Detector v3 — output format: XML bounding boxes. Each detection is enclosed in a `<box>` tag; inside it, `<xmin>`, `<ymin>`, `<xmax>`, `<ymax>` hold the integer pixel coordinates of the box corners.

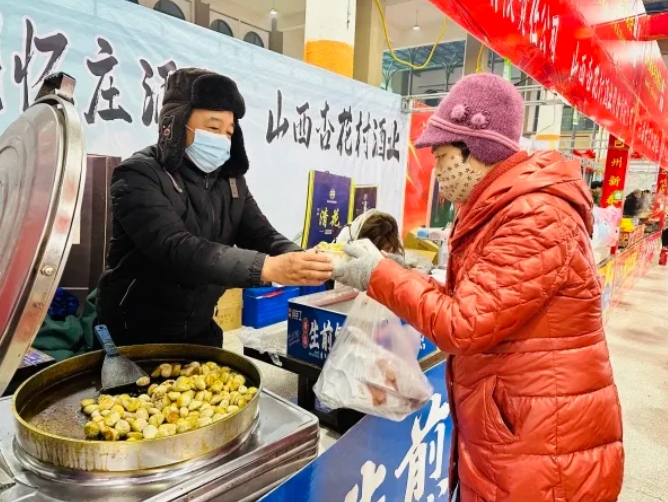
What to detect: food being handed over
<box><xmin>80</xmin><ymin>361</ymin><xmax>258</xmax><ymax>441</ymax></box>
<box><xmin>316</xmin><ymin>239</ymin><xmax>380</xmax><ymax>269</ymax></box>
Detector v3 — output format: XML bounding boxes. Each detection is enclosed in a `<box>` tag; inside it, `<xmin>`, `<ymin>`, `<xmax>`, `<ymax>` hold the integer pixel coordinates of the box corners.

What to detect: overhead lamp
<box><xmin>412</xmin><ymin>10</ymin><xmax>420</xmax><ymax>30</ymax></box>
<box><xmin>270</xmin><ymin>1</ymin><xmax>277</xmax><ymax>16</ymax></box>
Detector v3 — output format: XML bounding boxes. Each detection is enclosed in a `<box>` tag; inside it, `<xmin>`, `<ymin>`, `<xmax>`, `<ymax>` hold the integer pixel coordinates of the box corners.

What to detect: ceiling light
<box><xmin>413</xmin><ymin>10</ymin><xmax>420</xmax><ymax>30</ymax></box>
<box><xmin>270</xmin><ymin>7</ymin><xmax>278</xmax><ymax>15</ymax></box>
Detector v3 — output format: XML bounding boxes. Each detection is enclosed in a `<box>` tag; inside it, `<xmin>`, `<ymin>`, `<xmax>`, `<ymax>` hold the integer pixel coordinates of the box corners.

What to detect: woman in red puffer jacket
<box><xmin>333</xmin><ymin>74</ymin><xmax>624</xmax><ymax>502</ymax></box>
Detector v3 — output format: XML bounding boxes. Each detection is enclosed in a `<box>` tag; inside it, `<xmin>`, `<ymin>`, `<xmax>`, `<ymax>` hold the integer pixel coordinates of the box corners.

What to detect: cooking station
<box><xmin>0</xmin><ymin>390</ymin><xmax>318</xmax><ymax>502</ymax></box>
<box><xmin>0</xmin><ymin>74</ymin><xmax>320</xmax><ymax>501</ymax></box>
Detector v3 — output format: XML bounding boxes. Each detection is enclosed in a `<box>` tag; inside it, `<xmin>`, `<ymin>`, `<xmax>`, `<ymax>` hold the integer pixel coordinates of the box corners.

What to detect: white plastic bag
<box><xmin>313</xmin><ymin>293</ymin><xmax>433</xmax><ymax>421</ymax></box>
<box><xmin>237</xmin><ymin>323</ymin><xmax>286</xmax><ymax>366</ymax></box>
<box><xmin>592</xmin><ymin>206</ymin><xmax>621</xmax><ymax>249</ymax></box>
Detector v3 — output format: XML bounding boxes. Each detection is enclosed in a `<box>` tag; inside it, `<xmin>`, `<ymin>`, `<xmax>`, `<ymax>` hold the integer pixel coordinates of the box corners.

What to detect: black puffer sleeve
<box><xmin>111</xmin><ymin>162</ymin><xmax>267</xmax><ymax>288</ymax></box>
<box><xmin>235</xmin><ymin>186</ymin><xmax>303</xmax><ymax>256</ymax></box>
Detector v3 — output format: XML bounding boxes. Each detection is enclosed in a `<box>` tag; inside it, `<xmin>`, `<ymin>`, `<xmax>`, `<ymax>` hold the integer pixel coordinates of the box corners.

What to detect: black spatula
<box><xmin>94</xmin><ymin>325</ymin><xmax>149</xmax><ymax>394</ymax></box>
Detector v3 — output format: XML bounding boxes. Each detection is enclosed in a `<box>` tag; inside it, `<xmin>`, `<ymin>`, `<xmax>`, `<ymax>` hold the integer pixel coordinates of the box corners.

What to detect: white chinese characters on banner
<box><xmin>320</xmin><ymin>320</ymin><xmax>334</xmax><ymax>353</ymax></box>
<box><xmin>309</xmin><ymin>320</ymin><xmax>320</xmax><ymax>350</ymax></box>
<box><xmin>345</xmin><ymin>461</ymin><xmax>387</xmax><ymax>502</ymax></box>
<box><xmin>344</xmin><ymin>394</ymin><xmax>451</xmax><ymax>502</ymax></box>
<box><xmin>396</xmin><ymin>394</ymin><xmax>450</xmax><ymax>502</ymax></box>
<box><xmin>307</xmin><ymin>319</ymin><xmax>342</xmax><ymax>360</ymax></box>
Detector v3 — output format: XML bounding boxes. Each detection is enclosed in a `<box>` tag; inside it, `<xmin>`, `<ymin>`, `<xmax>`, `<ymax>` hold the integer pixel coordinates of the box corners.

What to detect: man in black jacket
<box><xmin>623</xmin><ymin>189</ymin><xmax>642</xmax><ymax>217</ymax></box>
<box><xmin>97</xmin><ymin>68</ymin><xmax>333</xmax><ymax>347</ymax></box>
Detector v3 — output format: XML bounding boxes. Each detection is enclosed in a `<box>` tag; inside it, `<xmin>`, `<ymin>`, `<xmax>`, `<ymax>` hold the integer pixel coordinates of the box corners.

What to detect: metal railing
<box><xmin>401</xmin><ymin>84</ymin><xmax>562</xmax><ymax>113</ymax></box>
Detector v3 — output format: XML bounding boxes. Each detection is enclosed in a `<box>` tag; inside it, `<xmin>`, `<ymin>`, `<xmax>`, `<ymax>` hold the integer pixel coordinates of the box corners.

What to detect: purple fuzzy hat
<box><xmin>414</xmin><ymin>73</ymin><xmax>524</xmax><ymax>165</ymax></box>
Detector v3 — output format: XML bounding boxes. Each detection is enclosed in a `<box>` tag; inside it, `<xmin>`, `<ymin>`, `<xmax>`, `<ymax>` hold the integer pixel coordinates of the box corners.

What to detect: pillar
<box><xmin>269</xmin><ymin>17</ymin><xmax>284</xmax><ymax>54</ymax></box>
<box><xmin>304</xmin><ymin>0</ymin><xmax>356</xmax><ymax>77</ymax></box>
<box><xmin>353</xmin><ymin>0</ymin><xmax>385</xmax><ymax>87</ymax></box>
<box><xmin>462</xmin><ymin>34</ymin><xmax>488</xmax><ymax>75</ymax></box>
<box><xmin>193</xmin><ymin>0</ymin><xmax>209</xmax><ymax>29</ymax></box>
<box><xmin>534</xmin><ymin>93</ymin><xmax>564</xmax><ymax>150</ymax></box>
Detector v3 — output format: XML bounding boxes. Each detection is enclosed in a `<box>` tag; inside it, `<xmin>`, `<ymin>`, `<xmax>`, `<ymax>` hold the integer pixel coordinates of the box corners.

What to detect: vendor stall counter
<box><xmin>260</xmin><ymin>362</ymin><xmax>453</xmax><ymax>502</ymax></box>
<box><xmin>598</xmin><ymin>231</ymin><xmax>662</xmax><ymax>321</ymax></box>
<box><xmin>240</xmin><ymin>319</ymin><xmax>445</xmax><ymax>434</ymax></box>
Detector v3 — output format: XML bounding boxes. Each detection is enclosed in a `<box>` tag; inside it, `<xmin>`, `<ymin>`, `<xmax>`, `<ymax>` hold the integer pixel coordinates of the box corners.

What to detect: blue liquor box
<box><xmin>287</xmin><ymin>287</ymin><xmax>438</xmax><ymax>368</ymax></box>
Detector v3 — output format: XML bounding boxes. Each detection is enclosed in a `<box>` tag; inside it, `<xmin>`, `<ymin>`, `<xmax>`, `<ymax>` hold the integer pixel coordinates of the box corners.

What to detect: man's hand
<box><xmin>261</xmin><ymin>250</ymin><xmax>334</xmax><ymax>286</ymax></box>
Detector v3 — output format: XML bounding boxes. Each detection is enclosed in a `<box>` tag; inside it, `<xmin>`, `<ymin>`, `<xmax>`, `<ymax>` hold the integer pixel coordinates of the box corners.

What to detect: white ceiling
<box><xmin>204</xmin><ymin>0</ymin><xmax>462</xmax><ymax>50</ymax></box>
<box><xmin>206</xmin><ymin>0</ymin><xmax>447</xmax><ymax>30</ymax></box>
<box><xmin>207</xmin><ymin>0</ymin><xmax>305</xmax><ymax>20</ymax></box>
<box><xmin>385</xmin><ymin>0</ymin><xmax>446</xmax><ymax>31</ymax></box>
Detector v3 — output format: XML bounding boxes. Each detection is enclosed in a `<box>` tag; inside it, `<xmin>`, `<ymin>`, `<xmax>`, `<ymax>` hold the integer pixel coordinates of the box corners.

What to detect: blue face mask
<box><xmin>185</xmin><ymin>127</ymin><xmax>231</xmax><ymax>174</ymax></box>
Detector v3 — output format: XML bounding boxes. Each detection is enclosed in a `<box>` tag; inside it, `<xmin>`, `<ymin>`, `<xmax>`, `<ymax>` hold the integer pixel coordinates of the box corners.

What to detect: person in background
<box><xmin>623</xmin><ymin>189</ymin><xmax>642</xmax><ymax>217</ymax></box>
<box><xmin>334</xmin><ymin>209</ymin><xmax>404</xmax><ymax>255</ymax></box>
<box><xmin>640</xmin><ymin>189</ymin><xmax>653</xmax><ymax>213</ymax></box>
<box><xmin>97</xmin><ymin>68</ymin><xmax>332</xmax><ymax>348</ymax></box>
<box><xmin>332</xmin><ymin>73</ymin><xmax>623</xmax><ymax>502</ymax></box>
<box><xmin>590</xmin><ymin>180</ymin><xmax>603</xmax><ymax>206</ymax></box>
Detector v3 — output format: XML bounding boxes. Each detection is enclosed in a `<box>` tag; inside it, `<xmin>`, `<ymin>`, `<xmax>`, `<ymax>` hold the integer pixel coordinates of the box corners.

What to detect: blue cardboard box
<box><xmin>287</xmin><ymin>288</ymin><xmax>438</xmax><ymax>368</ymax></box>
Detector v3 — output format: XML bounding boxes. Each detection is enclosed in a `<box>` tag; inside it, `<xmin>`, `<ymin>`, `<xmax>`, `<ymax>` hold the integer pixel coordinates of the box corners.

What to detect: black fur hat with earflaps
<box><xmin>157</xmin><ymin>68</ymin><xmax>249</xmax><ymax>177</ymax></box>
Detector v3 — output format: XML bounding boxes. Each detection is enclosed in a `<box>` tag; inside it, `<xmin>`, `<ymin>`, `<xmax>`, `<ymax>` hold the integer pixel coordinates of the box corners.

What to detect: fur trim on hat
<box><xmin>157</xmin><ymin>68</ymin><xmax>248</xmax><ymax>177</ymax></box>
<box><xmin>191</xmin><ymin>73</ymin><xmax>245</xmax><ymax>118</ymax></box>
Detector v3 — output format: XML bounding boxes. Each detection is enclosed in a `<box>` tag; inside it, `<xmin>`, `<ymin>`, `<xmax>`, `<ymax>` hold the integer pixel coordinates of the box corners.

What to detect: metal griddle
<box><xmin>0</xmin><ymin>75</ymin><xmax>321</xmax><ymax>500</ymax></box>
<box><xmin>12</xmin><ymin>345</ymin><xmax>264</xmax><ymax>473</ymax></box>
<box><xmin>0</xmin><ymin>390</ymin><xmax>319</xmax><ymax>502</ymax></box>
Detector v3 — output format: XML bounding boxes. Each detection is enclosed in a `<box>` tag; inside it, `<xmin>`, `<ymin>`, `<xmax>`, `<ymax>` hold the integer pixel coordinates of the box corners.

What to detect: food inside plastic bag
<box><xmin>313</xmin><ymin>294</ymin><xmax>433</xmax><ymax>421</ymax></box>
<box><xmin>592</xmin><ymin>206</ymin><xmax>622</xmax><ymax>249</ymax></box>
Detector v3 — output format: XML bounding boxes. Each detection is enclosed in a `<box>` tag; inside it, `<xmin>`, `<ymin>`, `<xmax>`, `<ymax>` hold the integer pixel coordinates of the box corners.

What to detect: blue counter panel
<box><xmin>261</xmin><ymin>362</ymin><xmax>452</xmax><ymax>502</ymax></box>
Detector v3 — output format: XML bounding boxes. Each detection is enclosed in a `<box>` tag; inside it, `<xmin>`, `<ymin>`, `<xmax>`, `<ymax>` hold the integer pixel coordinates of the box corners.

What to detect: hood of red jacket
<box><xmin>453</xmin><ymin>151</ymin><xmax>594</xmax><ymax>248</ymax></box>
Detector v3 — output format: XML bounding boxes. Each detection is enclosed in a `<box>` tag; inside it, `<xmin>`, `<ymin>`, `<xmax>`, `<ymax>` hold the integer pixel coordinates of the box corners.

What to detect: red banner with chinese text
<box><xmin>601</xmin><ymin>135</ymin><xmax>631</xmax><ymax>209</ymax></box>
<box><xmin>656</xmin><ymin>169</ymin><xmax>668</xmax><ymax>199</ymax></box>
<box><xmin>402</xmin><ymin>106</ymin><xmax>434</xmax><ymax>239</ymax></box>
<box><xmin>653</xmin><ymin>168</ymin><xmax>668</xmax><ymax>227</ymax></box>
<box><xmin>428</xmin><ymin>0</ymin><xmax>668</xmax><ymax>164</ymax></box>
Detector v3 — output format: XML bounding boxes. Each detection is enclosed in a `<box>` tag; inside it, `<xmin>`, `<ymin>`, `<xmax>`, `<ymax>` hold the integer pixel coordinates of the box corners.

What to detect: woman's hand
<box><xmin>382</xmin><ymin>251</ymin><xmax>434</xmax><ymax>274</ymax></box>
<box><xmin>332</xmin><ymin>242</ymin><xmax>383</xmax><ymax>291</ymax></box>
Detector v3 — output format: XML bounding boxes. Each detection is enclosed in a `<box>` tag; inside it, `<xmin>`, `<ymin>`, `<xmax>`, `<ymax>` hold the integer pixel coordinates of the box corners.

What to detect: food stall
<box><xmin>0</xmin><ymin>75</ymin><xmax>319</xmax><ymax>502</ymax></box>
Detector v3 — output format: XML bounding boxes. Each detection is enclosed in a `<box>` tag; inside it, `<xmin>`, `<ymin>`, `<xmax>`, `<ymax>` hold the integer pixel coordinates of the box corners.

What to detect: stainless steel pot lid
<box><xmin>0</xmin><ymin>74</ymin><xmax>85</xmax><ymax>395</ymax></box>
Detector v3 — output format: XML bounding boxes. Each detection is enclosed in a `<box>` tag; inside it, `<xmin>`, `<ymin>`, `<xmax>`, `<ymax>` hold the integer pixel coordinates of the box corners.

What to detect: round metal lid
<box><xmin>0</xmin><ymin>93</ymin><xmax>85</xmax><ymax>395</ymax></box>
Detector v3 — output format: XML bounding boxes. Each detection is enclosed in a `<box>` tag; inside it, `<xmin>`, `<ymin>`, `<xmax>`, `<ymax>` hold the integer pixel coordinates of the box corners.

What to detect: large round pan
<box><xmin>11</xmin><ymin>344</ymin><xmax>262</xmax><ymax>473</ymax></box>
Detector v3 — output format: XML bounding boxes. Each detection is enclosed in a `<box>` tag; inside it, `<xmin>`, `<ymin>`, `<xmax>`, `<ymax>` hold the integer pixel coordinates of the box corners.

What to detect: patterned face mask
<box><xmin>434</xmin><ymin>149</ymin><xmax>486</xmax><ymax>202</ymax></box>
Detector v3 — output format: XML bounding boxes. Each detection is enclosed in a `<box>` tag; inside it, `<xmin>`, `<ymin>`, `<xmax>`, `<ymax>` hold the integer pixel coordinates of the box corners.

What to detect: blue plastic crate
<box><xmin>242</xmin><ymin>286</ymin><xmax>300</xmax><ymax>329</ymax></box>
<box><xmin>299</xmin><ymin>285</ymin><xmax>327</xmax><ymax>297</ymax></box>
